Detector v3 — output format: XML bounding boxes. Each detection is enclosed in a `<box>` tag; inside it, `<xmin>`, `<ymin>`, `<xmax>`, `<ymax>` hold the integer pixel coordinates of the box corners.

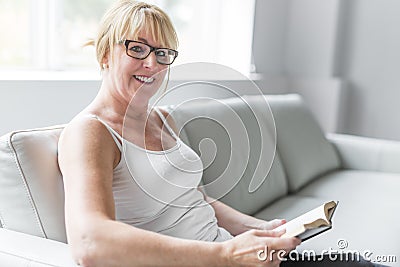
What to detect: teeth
<box><xmin>134</xmin><ymin>75</ymin><xmax>154</xmax><ymax>83</ymax></box>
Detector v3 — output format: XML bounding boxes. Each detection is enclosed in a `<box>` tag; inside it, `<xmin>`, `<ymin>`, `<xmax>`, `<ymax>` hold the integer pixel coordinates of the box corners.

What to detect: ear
<box><xmin>101</xmin><ymin>52</ymin><xmax>110</xmax><ymax>70</ymax></box>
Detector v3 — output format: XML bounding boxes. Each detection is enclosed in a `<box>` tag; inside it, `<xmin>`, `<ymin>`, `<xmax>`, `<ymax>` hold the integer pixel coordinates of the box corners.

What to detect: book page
<box><xmin>274</xmin><ymin>201</ymin><xmax>336</xmax><ymax>238</ymax></box>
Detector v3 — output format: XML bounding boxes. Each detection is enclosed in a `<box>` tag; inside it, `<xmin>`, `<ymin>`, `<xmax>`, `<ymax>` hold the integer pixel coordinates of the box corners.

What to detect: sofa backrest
<box><xmin>0</xmin><ymin>125</ymin><xmax>67</xmax><ymax>242</ymax></box>
<box><xmin>169</xmin><ymin>96</ymin><xmax>289</xmax><ymax>215</ymax></box>
<box><xmin>170</xmin><ymin>94</ymin><xmax>341</xmax><ymax>207</ymax></box>
<box><xmin>264</xmin><ymin>94</ymin><xmax>340</xmax><ymax>192</ymax></box>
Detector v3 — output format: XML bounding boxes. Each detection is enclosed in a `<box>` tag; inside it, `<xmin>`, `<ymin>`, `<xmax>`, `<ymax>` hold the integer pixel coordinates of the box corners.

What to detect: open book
<box><xmin>275</xmin><ymin>201</ymin><xmax>338</xmax><ymax>242</ymax></box>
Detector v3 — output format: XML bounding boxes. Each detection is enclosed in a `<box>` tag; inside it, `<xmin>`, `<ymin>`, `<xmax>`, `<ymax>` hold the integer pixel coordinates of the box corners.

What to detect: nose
<box><xmin>143</xmin><ymin>51</ymin><xmax>157</xmax><ymax>69</ymax></box>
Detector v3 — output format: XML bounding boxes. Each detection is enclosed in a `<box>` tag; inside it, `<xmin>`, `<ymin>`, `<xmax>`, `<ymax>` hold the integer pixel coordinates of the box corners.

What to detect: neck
<box><xmin>90</xmin><ymin>80</ymin><xmax>151</xmax><ymax>122</ymax></box>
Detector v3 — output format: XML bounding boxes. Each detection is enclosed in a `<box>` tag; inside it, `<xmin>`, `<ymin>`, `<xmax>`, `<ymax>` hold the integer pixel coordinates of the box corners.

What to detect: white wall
<box><xmin>252</xmin><ymin>0</ymin><xmax>343</xmax><ymax>134</ymax></box>
<box><xmin>253</xmin><ymin>0</ymin><xmax>341</xmax><ymax>77</ymax></box>
<box><xmin>0</xmin><ymin>75</ymin><xmax>340</xmax><ymax>136</ymax></box>
<box><xmin>335</xmin><ymin>0</ymin><xmax>400</xmax><ymax>141</ymax></box>
<box><xmin>253</xmin><ymin>0</ymin><xmax>400</xmax><ymax>141</ymax></box>
<box><xmin>0</xmin><ymin>80</ymin><xmax>99</xmax><ymax>135</ymax></box>
<box><xmin>284</xmin><ymin>0</ymin><xmax>341</xmax><ymax>77</ymax></box>
<box><xmin>252</xmin><ymin>0</ymin><xmax>289</xmax><ymax>75</ymax></box>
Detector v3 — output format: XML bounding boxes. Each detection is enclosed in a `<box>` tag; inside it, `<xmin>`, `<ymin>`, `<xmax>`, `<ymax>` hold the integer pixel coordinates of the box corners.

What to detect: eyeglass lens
<box><xmin>126</xmin><ymin>41</ymin><xmax>177</xmax><ymax>65</ymax></box>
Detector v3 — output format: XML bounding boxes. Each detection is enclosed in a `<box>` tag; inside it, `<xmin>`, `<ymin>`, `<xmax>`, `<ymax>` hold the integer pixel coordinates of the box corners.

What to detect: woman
<box><xmin>58</xmin><ymin>1</ymin><xmax>299</xmax><ymax>266</ymax></box>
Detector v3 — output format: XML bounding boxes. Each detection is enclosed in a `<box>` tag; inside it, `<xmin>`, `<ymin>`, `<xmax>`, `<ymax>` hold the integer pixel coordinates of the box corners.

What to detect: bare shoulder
<box><xmin>58</xmin><ymin>115</ymin><xmax>119</xmax><ymax>171</ymax></box>
<box><xmin>59</xmin><ymin>115</ymin><xmax>112</xmax><ymax>151</ymax></box>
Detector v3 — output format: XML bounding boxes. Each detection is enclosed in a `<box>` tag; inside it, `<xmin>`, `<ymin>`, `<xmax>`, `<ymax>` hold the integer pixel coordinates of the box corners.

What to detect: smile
<box><xmin>134</xmin><ymin>75</ymin><xmax>155</xmax><ymax>84</ymax></box>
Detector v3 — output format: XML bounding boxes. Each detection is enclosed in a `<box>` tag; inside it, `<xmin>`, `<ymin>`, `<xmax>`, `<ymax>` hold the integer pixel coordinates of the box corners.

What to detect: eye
<box><xmin>155</xmin><ymin>50</ymin><xmax>167</xmax><ymax>57</ymax></box>
<box><xmin>129</xmin><ymin>45</ymin><xmax>143</xmax><ymax>53</ymax></box>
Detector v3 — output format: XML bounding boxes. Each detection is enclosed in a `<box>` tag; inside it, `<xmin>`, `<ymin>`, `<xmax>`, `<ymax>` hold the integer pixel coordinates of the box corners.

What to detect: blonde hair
<box><xmin>87</xmin><ymin>0</ymin><xmax>178</xmax><ymax>69</ymax></box>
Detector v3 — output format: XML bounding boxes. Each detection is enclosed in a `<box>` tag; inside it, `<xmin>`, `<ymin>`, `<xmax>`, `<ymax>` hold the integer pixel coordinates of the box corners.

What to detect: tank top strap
<box><xmin>153</xmin><ymin>107</ymin><xmax>180</xmax><ymax>140</ymax></box>
<box><xmin>91</xmin><ymin>115</ymin><xmax>123</xmax><ymax>151</ymax></box>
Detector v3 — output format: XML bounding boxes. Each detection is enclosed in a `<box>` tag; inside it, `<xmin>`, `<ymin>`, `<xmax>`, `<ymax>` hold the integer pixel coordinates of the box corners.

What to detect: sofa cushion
<box><xmin>170</xmin><ymin>96</ymin><xmax>288</xmax><ymax>215</ymax></box>
<box><xmin>297</xmin><ymin>170</ymin><xmax>400</xmax><ymax>260</ymax></box>
<box><xmin>264</xmin><ymin>94</ymin><xmax>341</xmax><ymax>192</ymax></box>
<box><xmin>255</xmin><ymin>168</ymin><xmax>400</xmax><ymax>260</ymax></box>
<box><xmin>0</xmin><ymin>126</ymin><xmax>67</xmax><ymax>242</ymax></box>
<box><xmin>0</xmin><ymin>228</ymin><xmax>75</xmax><ymax>267</ymax></box>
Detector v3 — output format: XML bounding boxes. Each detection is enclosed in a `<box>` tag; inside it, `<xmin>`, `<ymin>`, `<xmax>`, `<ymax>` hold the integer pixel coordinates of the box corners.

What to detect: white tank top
<box><xmin>94</xmin><ymin>109</ymin><xmax>232</xmax><ymax>242</ymax></box>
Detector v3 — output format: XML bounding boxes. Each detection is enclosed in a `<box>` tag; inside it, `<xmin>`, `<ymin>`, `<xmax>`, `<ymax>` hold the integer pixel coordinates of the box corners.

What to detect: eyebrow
<box><xmin>137</xmin><ymin>37</ymin><xmax>165</xmax><ymax>48</ymax></box>
<box><xmin>136</xmin><ymin>37</ymin><xmax>166</xmax><ymax>49</ymax></box>
<box><xmin>137</xmin><ymin>37</ymin><xmax>148</xmax><ymax>43</ymax></box>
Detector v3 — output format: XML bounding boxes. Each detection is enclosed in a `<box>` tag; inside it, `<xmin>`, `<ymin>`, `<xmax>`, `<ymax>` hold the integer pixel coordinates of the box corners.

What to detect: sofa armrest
<box><xmin>0</xmin><ymin>228</ymin><xmax>77</xmax><ymax>267</ymax></box>
<box><xmin>327</xmin><ymin>133</ymin><xmax>400</xmax><ymax>173</ymax></box>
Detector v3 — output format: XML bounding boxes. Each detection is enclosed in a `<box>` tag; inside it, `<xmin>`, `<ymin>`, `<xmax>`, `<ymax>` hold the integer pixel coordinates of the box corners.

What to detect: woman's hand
<box><xmin>221</xmin><ymin>229</ymin><xmax>301</xmax><ymax>267</ymax></box>
<box><xmin>257</xmin><ymin>219</ymin><xmax>287</xmax><ymax>231</ymax></box>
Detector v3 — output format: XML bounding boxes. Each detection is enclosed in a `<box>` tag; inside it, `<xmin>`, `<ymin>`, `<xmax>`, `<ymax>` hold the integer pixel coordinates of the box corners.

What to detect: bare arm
<box><xmin>204</xmin><ymin>194</ymin><xmax>286</xmax><ymax>236</ymax></box>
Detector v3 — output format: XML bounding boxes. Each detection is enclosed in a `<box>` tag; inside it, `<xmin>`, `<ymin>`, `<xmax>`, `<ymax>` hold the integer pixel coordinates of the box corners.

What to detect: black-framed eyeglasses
<box><xmin>119</xmin><ymin>39</ymin><xmax>178</xmax><ymax>65</ymax></box>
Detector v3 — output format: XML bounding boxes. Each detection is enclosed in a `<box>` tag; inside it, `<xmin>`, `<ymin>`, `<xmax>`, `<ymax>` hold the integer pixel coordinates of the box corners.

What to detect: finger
<box><xmin>254</xmin><ymin>228</ymin><xmax>285</xmax><ymax>237</ymax></box>
<box><xmin>276</xmin><ymin>237</ymin><xmax>302</xmax><ymax>253</ymax></box>
<box><xmin>268</xmin><ymin>219</ymin><xmax>286</xmax><ymax>229</ymax></box>
<box><xmin>294</xmin><ymin>237</ymin><xmax>301</xmax><ymax>246</ymax></box>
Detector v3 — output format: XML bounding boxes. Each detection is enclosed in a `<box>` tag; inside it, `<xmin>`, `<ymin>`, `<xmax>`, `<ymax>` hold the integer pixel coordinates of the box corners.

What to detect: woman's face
<box><xmin>105</xmin><ymin>31</ymin><xmax>169</xmax><ymax>103</ymax></box>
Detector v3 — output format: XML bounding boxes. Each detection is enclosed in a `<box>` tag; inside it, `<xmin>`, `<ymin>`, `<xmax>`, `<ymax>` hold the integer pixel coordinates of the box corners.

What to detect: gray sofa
<box><xmin>1</xmin><ymin>94</ymin><xmax>399</xmax><ymax>266</ymax></box>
